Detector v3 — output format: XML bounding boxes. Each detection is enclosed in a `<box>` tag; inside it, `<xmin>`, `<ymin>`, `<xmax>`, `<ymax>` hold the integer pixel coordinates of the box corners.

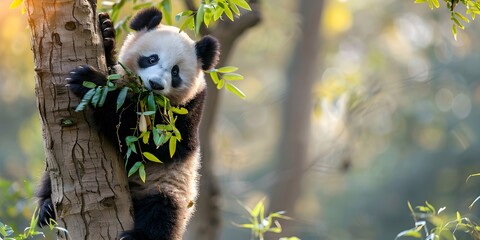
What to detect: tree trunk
<box><xmin>268</xmin><ymin>0</ymin><xmax>325</xmax><ymax>237</ymax></box>
<box><xmin>184</xmin><ymin>1</ymin><xmax>261</xmax><ymax>239</ymax></box>
<box><xmin>25</xmin><ymin>0</ymin><xmax>133</xmax><ymax>239</ymax></box>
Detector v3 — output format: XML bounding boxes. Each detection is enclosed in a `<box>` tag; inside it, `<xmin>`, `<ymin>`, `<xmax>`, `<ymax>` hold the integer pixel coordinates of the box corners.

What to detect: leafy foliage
<box><xmin>75</xmin><ymin>63</ymin><xmax>188</xmax><ymax>182</ymax></box>
<box><xmin>234</xmin><ymin>199</ymin><xmax>300</xmax><ymax>240</ymax></box>
<box><xmin>414</xmin><ymin>0</ymin><xmax>480</xmax><ymax>39</ymax></box>
<box><xmin>0</xmin><ymin>208</ymin><xmax>68</xmax><ymax>240</ymax></box>
<box><xmin>207</xmin><ymin>66</ymin><xmax>246</xmax><ymax>99</ymax></box>
<box><xmin>396</xmin><ymin>173</ymin><xmax>480</xmax><ymax>239</ymax></box>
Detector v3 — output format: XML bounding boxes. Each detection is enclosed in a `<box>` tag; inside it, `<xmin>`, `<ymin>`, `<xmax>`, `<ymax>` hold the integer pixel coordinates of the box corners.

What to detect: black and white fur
<box><xmin>36</xmin><ymin>8</ymin><xmax>220</xmax><ymax>240</ymax></box>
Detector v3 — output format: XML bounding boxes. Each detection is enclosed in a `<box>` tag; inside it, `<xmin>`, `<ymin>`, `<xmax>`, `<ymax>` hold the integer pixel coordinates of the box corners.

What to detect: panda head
<box><xmin>118</xmin><ymin>7</ymin><xmax>220</xmax><ymax>105</ymax></box>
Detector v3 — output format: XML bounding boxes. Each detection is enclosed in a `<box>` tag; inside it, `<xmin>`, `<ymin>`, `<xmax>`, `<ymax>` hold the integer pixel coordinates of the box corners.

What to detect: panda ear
<box><xmin>129</xmin><ymin>7</ymin><xmax>163</xmax><ymax>31</ymax></box>
<box><xmin>195</xmin><ymin>35</ymin><xmax>220</xmax><ymax>71</ymax></box>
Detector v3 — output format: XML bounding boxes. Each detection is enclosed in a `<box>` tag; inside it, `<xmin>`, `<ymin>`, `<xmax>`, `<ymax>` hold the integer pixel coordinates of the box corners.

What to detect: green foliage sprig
<box><xmin>175</xmin><ymin>0</ymin><xmax>251</xmax><ymax>34</ymax></box>
<box><xmin>207</xmin><ymin>66</ymin><xmax>246</xmax><ymax>99</ymax></box>
<box><xmin>234</xmin><ymin>199</ymin><xmax>300</xmax><ymax>240</ymax></box>
<box><xmin>0</xmin><ymin>208</ymin><xmax>68</xmax><ymax>240</ymax></box>
<box><xmin>396</xmin><ymin>173</ymin><xmax>480</xmax><ymax>239</ymax></box>
<box><xmin>414</xmin><ymin>0</ymin><xmax>480</xmax><ymax>39</ymax></box>
<box><xmin>75</xmin><ymin>63</ymin><xmax>188</xmax><ymax>183</ymax></box>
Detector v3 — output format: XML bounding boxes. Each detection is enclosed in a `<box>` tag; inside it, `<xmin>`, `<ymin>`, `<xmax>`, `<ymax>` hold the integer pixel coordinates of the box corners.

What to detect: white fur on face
<box><xmin>119</xmin><ymin>25</ymin><xmax>206</xmax><ymax>105</ymax></box>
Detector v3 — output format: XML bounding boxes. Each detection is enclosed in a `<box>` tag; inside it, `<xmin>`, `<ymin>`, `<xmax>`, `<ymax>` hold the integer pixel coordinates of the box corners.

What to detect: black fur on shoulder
<box><xmin>129</xmin><ymin>7</ymin><xmax>163</xmax><ymax>31</ymax></box>
<box><xmin>195</xmin><ymin>35</ymin><xmax>220</xmax><ymax>70</ymax></box>
<box><xmin>120</xmin><ymin>194</ymin><xmax>178</xmax><ymax>240</ymax></box>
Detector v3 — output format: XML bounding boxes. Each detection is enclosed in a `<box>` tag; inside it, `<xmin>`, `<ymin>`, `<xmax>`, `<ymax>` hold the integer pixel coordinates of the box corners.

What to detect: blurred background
<box><xmin>1</xmin><ymin>0</ymin><xmax>480</xmax><ymax>239</ymax></box>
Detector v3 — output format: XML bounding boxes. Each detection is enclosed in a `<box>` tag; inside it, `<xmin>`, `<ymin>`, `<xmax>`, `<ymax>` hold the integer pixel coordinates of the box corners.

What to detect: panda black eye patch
<box><xmin>171</xmin><ymin>65</ymin><xmax>182</xmax><ymax>88</ymax></box>
<box><xmin>138</xmin><ymin>54</ymin><xmax>159</xmax><ymax>68</ymax></box>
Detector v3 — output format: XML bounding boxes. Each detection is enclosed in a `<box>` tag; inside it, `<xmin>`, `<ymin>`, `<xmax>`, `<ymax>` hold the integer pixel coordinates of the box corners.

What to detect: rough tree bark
<box><xmin>183</xmin><ymin>1</ymin><xmax>261</xmax><ymax>239</ymax></box>
<box><xmin>268</xmin><ymin>0</ymin><xmax>325</xmax><ymax>238</ymax></box>
<box><xmin>25</xmin><ymin>0</ymin><xmax>133</xmax><ymax>239</ymax></box>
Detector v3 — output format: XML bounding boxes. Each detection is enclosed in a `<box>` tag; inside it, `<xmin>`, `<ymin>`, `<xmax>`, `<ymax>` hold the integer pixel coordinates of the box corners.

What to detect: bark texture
<box><xmin>268</xmin><ymin>0</ymin><xmax>325</xmax><ymax>238</ymax></box>
<box><xmin>25</xmin><ymin>0</ymin><xmax>133</xmax><ymax>239</ymax></box>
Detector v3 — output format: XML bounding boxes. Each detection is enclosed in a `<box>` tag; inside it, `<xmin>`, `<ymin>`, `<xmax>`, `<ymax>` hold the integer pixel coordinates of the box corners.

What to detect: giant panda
<box><xmin>36</xmin><ymin>7</ymin><xmax>220</xmax><ymax>240</ymax></box>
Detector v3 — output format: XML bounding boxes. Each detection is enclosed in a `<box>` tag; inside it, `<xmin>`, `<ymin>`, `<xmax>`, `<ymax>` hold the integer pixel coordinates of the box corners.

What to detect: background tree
<box><xmin>24</xmin><ymin>0</ymin><xmax>133</xmax><ymax>239</ymax></box>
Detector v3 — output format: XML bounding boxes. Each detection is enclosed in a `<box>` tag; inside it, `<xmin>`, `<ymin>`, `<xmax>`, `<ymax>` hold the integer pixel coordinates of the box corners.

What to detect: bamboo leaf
<box><xmin>143</xmin><ymin>152</ymin><xmax>163</xmax><ymax>163</ymax></box>
<box><xmin>217</xmin><ymin>66</ymin><xmax>239</xmax><ymax>73</ymax></box>
<box><xmin>116</xmin><ymin>87</ymin><xmax>129</xmax><ymax>112</ymax></box>
<box><xmin>139</xmin><ymin>163</ymin><xmax>146</xmax><ymax>182</ymax></box>
<box><xmin>75</xmin><ymin>88</ymin><xmax>96</xmax><ymax>112</ymax></box>
<box><xmin>82</xmin><ymin>81</ymin><xmax>97</xmax><ymax>89</ymax></box>
<box><xmin>195</xmin><ymin>4</ymin><xmax>205</xmax><ymax>34</ymax></box>
<box><xmin>222</xmin><ymin>73</ymin><xmax>244</xmax><ymax>81</ymax></box>
<box><xmin>210</xmin><ymin>71</ymin><xmax>220</xmax><ymax>84</ymax></box>
<box><xmin>98</xmin><ymin>85</ymin><xmax>109</xmax><ymax>107</ymax></box>
<box><xmin>231</xmin><ymin>0</ymin><xmax>251</xmax><ymax>10</ymax></box>
<box><xmin>128</xmin><ymin>162</ymin><xmax>142</xmax><ymax>177</ymax></box>
<box><xmin>169</xmin><ymin>136</ymin><xmax>177</xmax><ymax>158</ymax></box>
<box><xmin>226</xmin><ymin>83</ymin><xmax>246</xmax><ymax>99</ymax></box>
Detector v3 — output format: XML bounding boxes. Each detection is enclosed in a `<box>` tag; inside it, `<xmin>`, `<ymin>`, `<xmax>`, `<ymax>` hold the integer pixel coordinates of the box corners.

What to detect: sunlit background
<box><xmin>1</xmin><ymin>0</ymin><xmax>480</xmax><ymax>239</ymax></box>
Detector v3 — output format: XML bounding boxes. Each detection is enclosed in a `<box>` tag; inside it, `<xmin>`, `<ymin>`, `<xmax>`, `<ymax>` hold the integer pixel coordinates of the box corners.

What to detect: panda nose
<box><xmin>149</xmin><ymin>80</ymin><xmax>164</xmax><ymax>90</ymax></box>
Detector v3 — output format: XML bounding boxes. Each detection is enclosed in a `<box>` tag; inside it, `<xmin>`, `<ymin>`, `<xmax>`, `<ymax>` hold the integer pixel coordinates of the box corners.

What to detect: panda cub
<box><xmin>36</xmin><ymin>7</ymin><xmax>220</xmax><ymax>240</ymax></box>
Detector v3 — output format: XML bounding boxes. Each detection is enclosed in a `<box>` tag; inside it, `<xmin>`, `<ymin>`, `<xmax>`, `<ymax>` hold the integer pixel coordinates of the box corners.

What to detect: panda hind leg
<box><xmin>36</xmin><ymin>172</ymin><xmax>56</xmax><ymax>228</ymax></box>
<box><xmin>98</xmin><ymin>12</ymin><xmax>117</xmax><ymax>68</ymax></box>
<box><xmin>120</xmin><ymin>194</ymin><xmax>179</xmax><ymax>240</ymax></box>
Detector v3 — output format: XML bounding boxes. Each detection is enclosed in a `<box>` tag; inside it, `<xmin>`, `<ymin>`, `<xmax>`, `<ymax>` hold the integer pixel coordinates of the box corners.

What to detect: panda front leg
<box><xmin>120</xmin><ymin>194</ymin><xmax>181</xmax><ymax>240</ymax></box>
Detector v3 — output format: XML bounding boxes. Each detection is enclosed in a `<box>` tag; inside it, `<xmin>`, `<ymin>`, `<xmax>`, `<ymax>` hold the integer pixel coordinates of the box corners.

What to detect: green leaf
<box><xmin>455</xmin><ymin>12</ymin><xmax>470</xmax><ymax>23</ymax></box>
<box><xmin>116</xmin><ymin>87</ymin><xmax>129</xmax><ymax>112</ymax></box>
<box><xmin>175</xmin><ymin>10</ymin><xmax>193</xmax><ymax>22</ymax></box>
<box><xmin>139</xmin><ymin>163</ymin><xmax>146</xmax><ymax>182</ymax></box>
<box><xmin>75</xmin><ymin>88</ymin><xmax>96</xmax><ymax>112</ymax></box>
<box><xmin>153</xmin><ymin>128</ymin><xmax>161</xmax><ymax>146</ymax></box>
<box><xmin>107</xmin><ymin>74</ymin><xmax>122</xmax><ymax>80</ymax></box>
<box><xmin>227</xmin><ymin>0</ymin><xmax>241</xmax><ymax>15</ymax></box>
<box><xmin>148</xmin><ymin>92</ymin><xmax>156</xmax><ymax>112</ymax></box>
<box><xmin>217</xmin><ymin>66</ymin><xmax>239</xmax><ymax>73</ymax></box>
<box><xmin>204</xmin><ymin>7</ymin><xmax>213</xmax><ymax>27</ymax></box>
<box><xmin>222</xmin><ymin>73</ymin><xmax>244</xmax><ymax>81</ymax></box>
<box><xmin>180</xmin><ymin>16</ymin><xmax>195</xmax><ymax>32</ymax></box>
<box><xmin>226</xmin><ymin>83</ymin><xmax>246</xmax><ymax>99</ymax></box>
<box><xmin>210</xmin><ymin>71</ymin><xmax>220</xmax><ymax>84</ymax></box>
<box><xmin>141</xmin><ymin>111</ymin><xmax>157</xmax><ymax>116</ymax></box>
<box><xmin>141</xmin><ymin>131</ymin><xmax>150</xmax><ymax>144</ymax></box>
<box><xmin>217</xmin><ymin>79</ymin><xmax>225</xmax><ymax>89</ymax></box>
<box><xmin>98</xmin><ymin>85</ymin><xmax>109</xmax><ymax>107</ymax></box>
<box><xmin>231</xmin><ymin>0</ymin><xmax>251</xmax><ymax>10</ymax></box>
<box><xmin>143</xmin><ymin>152</ymin><xmax>163</xmax><ymax>163</ymax></box>
<box><xmin>125</xmin><ymin>136</ymin><xmax>138</xmax><ymax>145</ymax></box>
<box><xmin>82</xmin><ymin>81</ymin><xmax>97</xmax><ymax>89</ymax></box>
<box><xmin>128</xmin><ymin>162</ymin><xmax>142</xmax><ymax>177</ymax></box>
<box><xmin>195</xmin><ymin>4</ymin><xmax>205</xmax><ymax>34</ymax></box>
<box><xmin>9</xmin><ymin>0</ymin><xmax>22</xmax><ymax>9</ymax></box>
<box><xmin>91</xmin><ymin>86</ymin><xmax>103</xmax><ymax>108</ymax></box>
<box><xmin>224</xmin><ymin>5</ymin><xmax>234</xmax><ymax>21</ymax></box>
<box><xmin>171</xmin><ymin>107</ymin><xmax>188</xmax><ymax>115</ymax></box>
<box><xmin>133</xmin><ymin>2</ymin><xmax>153</xmax><ymax>10</ymax></box>
<box><xmin>250</xmin><ymin>199</ymin><xmax>264</xmax><ymax>217</ymax></box>
<box><xmin>169</xmin><ymin>136</ymin><xmax>177</xmax><ymax>158</ymax></box>
<box><xmin>214</xmin><ymin>7</ymin><xmax>224</xmax><ymax>21</ymax></box>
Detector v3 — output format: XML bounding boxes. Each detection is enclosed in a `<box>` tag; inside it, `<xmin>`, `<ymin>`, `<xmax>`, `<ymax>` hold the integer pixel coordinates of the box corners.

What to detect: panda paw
<box><xmin>99</xmin><ymin>12</ymin><xmax>116</xmax><ymax>68</ymax></box>
<box><xmin>66</xmin><ymin>65</ymin><xmax>107</xmax><ymax>98</ymax></box>
<box><xmin>37</xmin><ymin>197</ymin><xmax>55</xmax><ymax>228</ymax></box>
